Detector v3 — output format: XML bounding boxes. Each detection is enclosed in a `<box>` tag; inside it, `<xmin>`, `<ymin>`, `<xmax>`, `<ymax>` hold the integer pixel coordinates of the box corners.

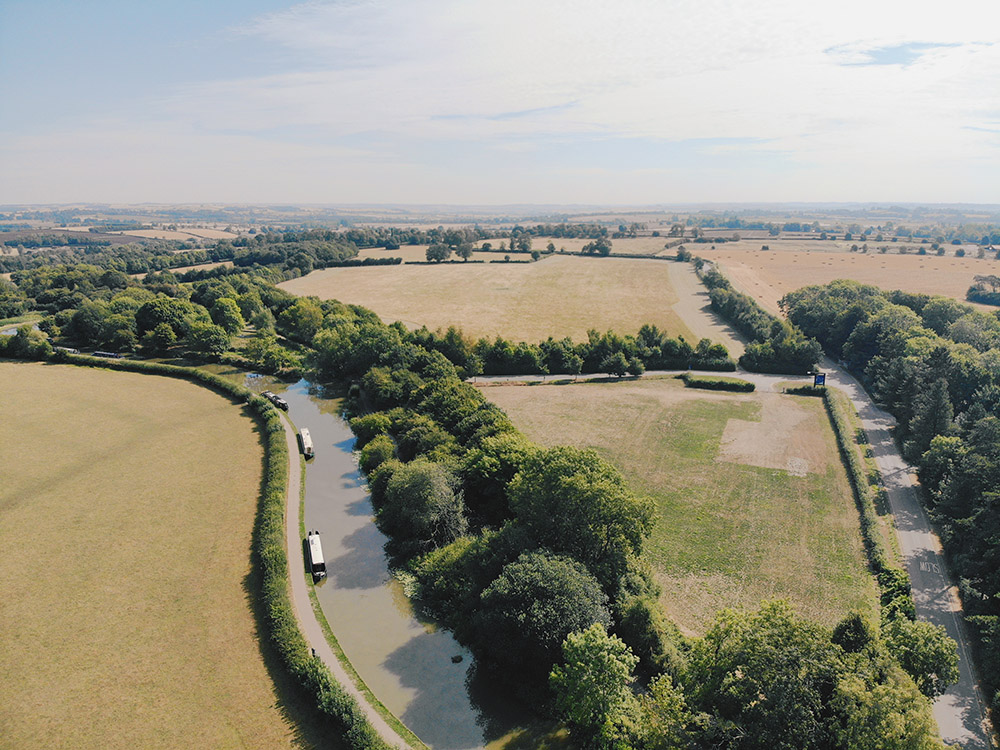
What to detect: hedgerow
<box><xmin>678</xmin><ymin>373</ymin><xmax>755</xmax><ymax>392</ymax></box>
<box><xmin>37</xmin><ymin>352</ymin><xmax>392</xmax><ymax>750</ymax></box>
<box><xmin>823</xmin><ymin>388</ymin><xmax>915</xmax><ymax>623</ymax></box>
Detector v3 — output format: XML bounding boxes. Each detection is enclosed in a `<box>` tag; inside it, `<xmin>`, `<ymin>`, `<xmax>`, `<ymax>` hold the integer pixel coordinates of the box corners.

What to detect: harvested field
<box><xmin>501</xmin><ymin>236</ymin><xmax>678</xmax><ymax>256</ymax></box>
<box><xmin>483</xmin><ymin>378</ymin><xmax>879</xmax><ymax>634</ymax></box>
<box><xmin>0</xmin><ymin>362</ymin><xmax>328</xmax><ymax>750</ymax></box>
<box><xmin>115</xmin><ymin>228</ymin><xmax>239</xmax><ymax>241</ymax></box>
<box><xmin>355</xmin><ymin>245</ymin><xmax>496</xmax><ymax>263</ymax></box>
<box><xmin>694</xmin><ymin>244</ymin><xmax>999</xmax><ymax>314</ymax></box>
<box><xmin>279</xmin><ymin>254</ymin><xmax>696</xmax><ymax>343</ymax></box>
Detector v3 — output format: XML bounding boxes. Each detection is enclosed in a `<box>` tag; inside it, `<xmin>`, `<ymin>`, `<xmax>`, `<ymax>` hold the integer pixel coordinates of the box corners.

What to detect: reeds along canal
<box><xmin>266</xmin><ymin>377</ymin><xmax>527</xmax><ymax>750</ymax></box>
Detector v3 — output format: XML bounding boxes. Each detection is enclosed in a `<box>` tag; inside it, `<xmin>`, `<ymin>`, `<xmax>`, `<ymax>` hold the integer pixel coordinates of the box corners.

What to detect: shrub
<box><xmin>359</xmin><ymin>434</ymin><xmax>395</xmax><ymax>474</ymax></box>
<box><xmin>679</xmin><ymin>373</ymin><xmax>755</xmax><ymax>392</ymax></box>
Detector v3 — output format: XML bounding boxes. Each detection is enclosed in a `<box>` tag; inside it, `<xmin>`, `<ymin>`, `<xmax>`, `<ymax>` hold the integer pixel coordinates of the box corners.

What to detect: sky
<box><xmin>1</xmin><ymin>0</ymin><xmax>999</xmax><ymax>205</ymax></box>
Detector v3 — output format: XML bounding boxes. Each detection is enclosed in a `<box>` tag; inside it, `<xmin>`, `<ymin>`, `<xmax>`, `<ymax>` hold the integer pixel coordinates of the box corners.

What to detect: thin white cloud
<box><xmin>3</xmin><ymin>0</ymin><xmax>1000</xmax><ymax>203</ymax></box>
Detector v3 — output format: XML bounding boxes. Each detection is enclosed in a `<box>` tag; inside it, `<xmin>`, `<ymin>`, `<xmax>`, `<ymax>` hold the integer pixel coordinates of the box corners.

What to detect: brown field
<box><xmin>116</xmin><ymin>228</ymin><xmax>239</xmax><ymax>241</ymax></box>
<box><xmin>0</xmin><ymin>362</ymin><xmax>328</xmax><ymax>749</ymax></box>
<box><xmin>279</xmin><ymin>254</ymin><xmax>696</xmax><ymax>343</ymax></box>
<box><xmin>494</xmin><ymin>236</ymin><xmax>677</xmax><ymax>256</ymax></box>
<box><xmin>695</xmin><ymin>244</ymin><xmax>999</xmax><ymax>314</ymax></box>
<box><xmin>483</xmin><ymin>378</ymin><xmax>879</xmax><ymax>634</ymax></box>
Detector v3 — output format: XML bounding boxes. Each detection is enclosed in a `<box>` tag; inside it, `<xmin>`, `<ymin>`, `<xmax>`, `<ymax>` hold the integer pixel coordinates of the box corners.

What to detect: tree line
<box><xmin>782</xmin><ymin>279</ymin><xmax>1000</xmax><ymax>724</ymax></box>
<box><xmin>694</xmin><ymin>261</ymin><xmax>822</xmax><ymax>374</ymax></box>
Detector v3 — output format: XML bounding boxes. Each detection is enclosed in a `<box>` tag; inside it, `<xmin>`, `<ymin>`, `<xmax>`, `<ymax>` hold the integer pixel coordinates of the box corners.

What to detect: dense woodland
<box><xmin>1</xmin><ymin>242</ymin><xmax>966</xmax><ymax>748</ymax></box>
<box><xmin>782</xmin><ymin>280</ymin><xmax>1000</xmax><ymax>723</ymax></box>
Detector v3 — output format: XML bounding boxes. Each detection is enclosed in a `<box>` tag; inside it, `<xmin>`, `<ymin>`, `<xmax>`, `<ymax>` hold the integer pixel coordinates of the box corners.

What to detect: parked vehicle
<box><xmin>307</xmin><ymin>530</ymin><xmax>326</xmax><ymax>579</ymax></box>
<box><xmin>299</xmin><ymin>428</ymin><xmax>314</xmax><ymax>458</ymax></box>
<box><xmin>261</xmin><ymin>390</ymin><xmax>289</xmax><ymax>410</ymax></box>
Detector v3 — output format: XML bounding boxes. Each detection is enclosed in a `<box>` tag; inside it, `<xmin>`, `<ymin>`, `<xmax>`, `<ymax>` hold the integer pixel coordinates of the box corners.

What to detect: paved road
<box><xmin>820</xmin><ymin>363</ymin><xmax>993</xmax><ymax>749</ymax></box>
<box><xmin>278</xmin><ymin>413</ymin><xmax>411</xmax><ymax>749</ymax></box>
<box><xmin>476</xmin><ymin>363</ymin><xmax>994</xmax><ymax>748</ymax></box>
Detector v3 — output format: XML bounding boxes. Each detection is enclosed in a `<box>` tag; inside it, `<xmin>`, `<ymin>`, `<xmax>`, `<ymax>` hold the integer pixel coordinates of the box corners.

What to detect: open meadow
<box><xmin>695</xmin><ymin>243</ymin><xmax>1000</xmax><ymax>314</ymax></box>
<box><xmin>279</xmin><ymin>254</ymin><xmax>697</xmax><ymax>343</ymax></box>
<box><xmin>483</xmin><ymin>377</ymin><xmax>880</xmax><ymax>634</ymax></box>
<box><xmin>0</xmin><ymin>362</ymin><xmax>329</xmax><ymax>750</ymax></box>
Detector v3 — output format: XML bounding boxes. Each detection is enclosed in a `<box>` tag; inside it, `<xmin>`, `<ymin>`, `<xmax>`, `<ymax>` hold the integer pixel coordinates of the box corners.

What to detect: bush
<box><xmin>785</xmin><ymin>385</ymin><xmax>826</xmax><ymax>397</ymax></box>
<box><xmin>359</xmin><ymin>434</ymin><xmax>395</xmax><ymax>474</ymax></box>
<box><xmin>679</xmin><ymin>373</ymin><xmax>755</xmax><ymax>392</ymax></box>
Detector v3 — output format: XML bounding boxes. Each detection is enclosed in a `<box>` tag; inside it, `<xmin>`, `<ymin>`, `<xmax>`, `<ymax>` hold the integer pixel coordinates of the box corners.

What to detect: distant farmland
<box><xmin>696</xmin><ymin>244</ymin><xmax>998</xmax><ymax>314</ymax></box>
<box><xmin>280</xmin><ymin>254</ymin><xmax>698</xmax><ymax>343</ymax></box>
<box><xmin>0</xmin><ymin>362</ymin><xmax>324</xmax><ymax>749</ymax></box>
<box><xmin>484</xmin><ymin>378</ymin><xmax>880</xmax><ymax>634</ymax></box>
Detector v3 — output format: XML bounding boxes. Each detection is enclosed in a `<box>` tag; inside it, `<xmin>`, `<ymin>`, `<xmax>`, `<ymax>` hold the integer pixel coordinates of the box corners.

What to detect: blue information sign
<box><xmin>814</xmin><ymin>373</ymin><xmax>826</xmax><ymax>386</ymax></box>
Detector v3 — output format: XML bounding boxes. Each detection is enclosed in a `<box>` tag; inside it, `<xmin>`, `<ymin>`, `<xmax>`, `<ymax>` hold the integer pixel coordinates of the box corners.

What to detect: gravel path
<box><xmin>279</xmin><ymin>413</ymin><xmax>411</xmax><ymax>749</ymax></box>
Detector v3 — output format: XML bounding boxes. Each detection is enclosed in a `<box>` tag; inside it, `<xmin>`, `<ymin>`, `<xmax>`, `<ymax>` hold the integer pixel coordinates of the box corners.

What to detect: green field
<box><xmin>0</xmin><ymin>361</ymin><xmax>331</xmax><ymax>749</ymax></box>
<box><xmin>279</xmin><ymin>254</ymin><xmax>695</xmax><ymax>343</ymax></box>
<box><xmin>484</xmin><ymin>378</ymin><xmax>880</xmax><ymax>634</ymax></box>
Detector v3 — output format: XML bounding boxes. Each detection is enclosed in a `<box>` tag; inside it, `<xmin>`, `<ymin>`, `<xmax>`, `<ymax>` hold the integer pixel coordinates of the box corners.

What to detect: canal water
<box><xmin>265</xmin><ymin>377</ymin><xmax>526</xmax><ymax>750</ymax></box>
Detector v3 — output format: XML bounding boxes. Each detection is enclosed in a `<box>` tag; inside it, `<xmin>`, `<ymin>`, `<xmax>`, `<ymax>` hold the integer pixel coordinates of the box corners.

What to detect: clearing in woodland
<box><xmin>483</xmin><ymin>377</ymin><xmax>880</xmax><ymax>634</ymax></box>
<box><xmin>279</xmin><ymin>254</ymin><xmax>696</xmax><ymax>343</ymax></box>
<box><xmin>0</xmin><ymin>361</ymin><xmax>333</xmax><ymax>750</ymax></box>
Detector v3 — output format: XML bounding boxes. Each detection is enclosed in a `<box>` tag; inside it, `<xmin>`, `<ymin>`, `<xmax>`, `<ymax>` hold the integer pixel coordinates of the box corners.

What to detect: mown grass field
<box><xmin>484</xmin><ymin>378</ymin><xmax>880</xmax><ymax>634</ymax></box>
<box><xmin>0</xmin><ymin>361</ymin><xmax>331</xmax><ymax>750</ymax></box>
<box><xmin>279</xmin><ymin>254</ymin><xmax>695</xmax><ymax>343</ymax></box>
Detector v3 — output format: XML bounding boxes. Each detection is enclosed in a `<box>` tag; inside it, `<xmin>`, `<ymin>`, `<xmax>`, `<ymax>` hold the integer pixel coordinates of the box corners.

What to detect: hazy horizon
<box><xmin>2</xmin><ymin>1</ymin><xmax>999</xmax><ymax>205</ymax></box>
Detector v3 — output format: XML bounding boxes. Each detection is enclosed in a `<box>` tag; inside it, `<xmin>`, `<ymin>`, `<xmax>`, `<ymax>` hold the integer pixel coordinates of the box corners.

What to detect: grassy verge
<box><xmin>822</xmin><ymin>387</ymin><xmax>914</xmax><ymax>621</ymax></box>
<box><xmin>297</xmin><ymin>451</ymin><xmax>428</xmax><ymax>750</ymax></box>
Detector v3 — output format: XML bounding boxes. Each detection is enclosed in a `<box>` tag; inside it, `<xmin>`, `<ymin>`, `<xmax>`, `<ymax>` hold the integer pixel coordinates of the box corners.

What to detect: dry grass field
<box><xmin>355</xmin><ymin>245</ymin><xmax>497</xmax><ymax>263</ymax></box>
<box><xmin>279</xmin><ymin>254</ymin><xmax>696</xmax><ymax>343</ymax></box>
<box><xmin>694</xmin><ymin>244</ymin><xmax>999</xmax><ymax>314</ymax></box>
<box><xmin>484</xmin><ymin>378</ymin><xmax>880</xmax><ymax>634</ymax></box>
<box><xmin>115</xmin><ymin>228</ymin><xmax>239</xmax><ymax>241</ymax></box>
<box><xmin>489</xmin><ymin>236</ymin><xmax>677</xmax><ymax>256</ymax></box>
<box><xmin>0</xmin><ymin>362</ymin><xmax>329</xmax><ymax>750</ymax></box>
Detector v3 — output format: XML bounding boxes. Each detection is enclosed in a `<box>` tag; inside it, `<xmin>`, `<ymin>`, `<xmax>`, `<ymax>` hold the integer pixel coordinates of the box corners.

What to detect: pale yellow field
<box><xmin>355</xmin><ymin>245</ymin><xmax>497</xmax><ymax>263</ymax></box>
<box><xmin>492</xmin><ymin>236</ymin><xmax>678</xmax><ymax>256</ymax></box>
<box><xmin>279</xmin><ymin>254</ymin><xmax>695</xmax><ymax>342</ymax></box>
<box><xmin>0</xmin><ymin>362</ymin><xmax>327</xmax><ymax>750</ymax></box>
<box><xmin>115</xmin><ymin>228</ymin><xmax>240</xmax><ymax>241</ymax></box>
<box><xmin>484</xmin><ymin>378</ymin><xmax>879</xmax><ymax>634</ymax></box>
<box><xmin>697</xmin><ymin>244</ymin><xmax>998</xmax><ymax>314</ymax></box>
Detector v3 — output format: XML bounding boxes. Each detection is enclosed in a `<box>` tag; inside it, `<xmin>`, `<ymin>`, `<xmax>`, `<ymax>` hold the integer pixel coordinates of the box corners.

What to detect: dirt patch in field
<box><xmin>718</xmin><ymin>393</ymin><xmax>830</xmax><ymax>476</ymax></box>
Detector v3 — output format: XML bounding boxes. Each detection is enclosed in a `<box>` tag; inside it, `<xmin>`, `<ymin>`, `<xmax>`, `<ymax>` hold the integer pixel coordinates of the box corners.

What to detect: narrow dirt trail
<box><xmin>278</xmin><ymin>412</ymin><xmax>411</xmax><ymax>750</ymax></box>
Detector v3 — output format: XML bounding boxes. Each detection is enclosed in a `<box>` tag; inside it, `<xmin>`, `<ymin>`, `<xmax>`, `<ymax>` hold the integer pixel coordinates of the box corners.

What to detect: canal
<box><xmin>269</xmin><ymin>377</ymin><xmax>527</xmax><ymax>750</ymax></box>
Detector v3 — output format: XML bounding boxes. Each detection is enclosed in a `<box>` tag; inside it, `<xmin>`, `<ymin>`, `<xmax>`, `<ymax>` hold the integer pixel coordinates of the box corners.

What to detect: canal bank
<box><xmin>274</xmin><ymin>378</ymin><xmax>528</xmax><ymax>750</ymax></box>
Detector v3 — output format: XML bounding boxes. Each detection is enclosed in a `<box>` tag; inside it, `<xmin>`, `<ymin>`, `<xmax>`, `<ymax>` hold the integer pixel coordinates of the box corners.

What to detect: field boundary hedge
<box><xmin>42</xmin><ymin>353</ymin><xmax>394</xmax><ymax>750</ymax></box>
<box><xmin>679</xmin><ymin>373</ymin><xmax>755</xmax><ymax>392</ymax></box>
<box><xmin>822</xmin><ymin>387</ymin><xmax>916</xmax><ymax>623</ymax></box>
